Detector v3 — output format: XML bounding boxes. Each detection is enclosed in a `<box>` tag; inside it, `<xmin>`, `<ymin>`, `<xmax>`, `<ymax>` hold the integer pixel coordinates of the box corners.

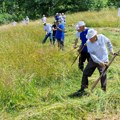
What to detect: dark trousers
<box><xmin>53</xmin><ymin>36</ymin><xmax>56</xmax><ymax>45</ymax></box>
<box><xmin>42</xmin><ymin>33</ymin><xmax>52</xmax><ymax>44</ymax></box>
<box><xmin>57</xmin><ymin>39</ymin><xmax>64</xmax><ymax>50</ymax></box>
<box><xmin>81</xmin><ymin>59</ymin><xmax>107</xmax><ymax>91</ymax></box>
<box><xmin>79</xmin><ymin>51</ymin><xmax>90</xmax><ymax>71</ymax></box>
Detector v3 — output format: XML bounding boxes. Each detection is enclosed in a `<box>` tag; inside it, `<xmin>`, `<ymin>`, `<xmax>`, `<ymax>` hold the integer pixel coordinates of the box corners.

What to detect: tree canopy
<box><xmin>0</xmin><ymin>0</ymin><xmax>119</xmax><ymax>24</ymax></box>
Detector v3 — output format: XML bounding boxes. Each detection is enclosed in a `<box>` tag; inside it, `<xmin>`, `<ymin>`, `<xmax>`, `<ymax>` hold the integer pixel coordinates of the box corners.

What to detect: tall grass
<box><xmin>0</xmin><ymin>9</ymin><xmax>120</xmax><ymax>119</ymax></box>
<box><xmin>67</xmin><ymin>8</ymin><xmax>120</xmax><ymax>27</ymax></box>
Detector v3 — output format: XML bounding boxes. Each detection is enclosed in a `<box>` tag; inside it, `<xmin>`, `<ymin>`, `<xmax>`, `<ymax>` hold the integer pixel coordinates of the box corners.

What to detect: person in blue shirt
<box><xmin>55</xmin><ymin>19</ymin><xmax>65</xmax><ymax>50</ymax></box>
<box><xmin>74</xmin><ymin>21</ymin><xmax>90</xmax><ymax>71</ymax></box>
<box><xmin>54</xmin><ymin>13</ymin><xmax>59</xmax><ymax>22</ymax></box>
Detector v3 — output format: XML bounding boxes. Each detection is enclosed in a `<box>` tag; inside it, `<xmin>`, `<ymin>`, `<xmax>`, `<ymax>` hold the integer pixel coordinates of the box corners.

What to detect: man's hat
<box><xmin>78</xmin><ymin>21</ymin><xmax>86</xmax><ymax>27</ymax></box>
<box><xmin>75</xmin><ymin>24</ymin><xmax>79</xmax><ymax>30</ymax></box>
<box><xmin>86</xmin><ymin>29</ymin><xmax>97</xmax><ymax>39</ymax></box>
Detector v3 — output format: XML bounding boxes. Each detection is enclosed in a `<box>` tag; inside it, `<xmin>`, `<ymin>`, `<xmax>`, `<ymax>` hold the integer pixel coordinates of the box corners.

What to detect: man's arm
<box><xmin>73</xmin><ymin>38</ymin><xmax>78</xmax><ymax>48</ymax></box>
<box><xmin>73</xmin><ymin>32</ymin><xmax>81</xmax><ymax>48</ymax></box>
<box><xmin>57</xmin><ymin>27</ymin><xmax>64</xmax><ymax>32</ymax></box>
<box><xmin>107</xmin><ymin>40</ymin><xmax>114</xmax><ymax>55</ymax></box>
<box><xmin>102</xmin><ymin>34</ymin><xmax>114</xmax><ymax>55</ymax></box>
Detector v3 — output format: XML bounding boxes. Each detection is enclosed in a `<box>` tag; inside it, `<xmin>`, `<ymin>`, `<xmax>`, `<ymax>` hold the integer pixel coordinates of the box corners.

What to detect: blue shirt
<box><xmin>80</xmin><ymin>28</ymin><xmax>89</xmax><ymax>52</ymax></box>
<box><xmin>55</xmin><ymin>23</ymin><xmax>64</xmax><ymax>40</ymax></box>
<box><xmin>55</xmin><ymin>15</ymin><xmax>59</xmax><ymax>21</ymax></box>
<box><xmin>87</xmin><ymin>34</ymin><xmax>113</xmax><ymax>64</ymax></box>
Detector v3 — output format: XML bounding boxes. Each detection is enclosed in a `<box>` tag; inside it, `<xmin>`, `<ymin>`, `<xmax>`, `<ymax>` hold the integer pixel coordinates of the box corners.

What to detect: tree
<box><xmin>108</xmin><ymin>0</ymin><xmax>120</xmax><ymax>7</ymax></box>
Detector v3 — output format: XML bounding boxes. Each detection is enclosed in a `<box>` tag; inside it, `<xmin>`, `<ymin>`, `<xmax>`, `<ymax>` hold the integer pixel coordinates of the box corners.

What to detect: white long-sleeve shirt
<box><xmin>76</xmin><ymin>31</ymin><xmax>81</xmax><ymax>39</ymax></box>
<box><xmin>86</xmin><ymin>34</ymin><xmax>113</xmax><ymax>64</ymax></box>
<box><xmin>44</xmin><ymin>23</ymin><xmax>52</xmax><ymax>34</ymax></box>
<box><xmin>42</xmin><ymin>17</ymin><xmax>47</xmax><ymax>23</ymax></box>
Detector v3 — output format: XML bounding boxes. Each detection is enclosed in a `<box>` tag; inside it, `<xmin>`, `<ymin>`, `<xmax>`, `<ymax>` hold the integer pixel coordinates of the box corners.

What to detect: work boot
<box><xmin>78</xmin><ymin>65</ymin><xmax>84</xmax><ymax>72</ymax></box>
<box><xmin>69</xmin><ymin>89</ymin><xmax>85</xmax><ymax>98</ymax></box>
<box><xmin>101</xmin><ymin>87</ymin><xmax>106</xmax><ymax>92</ymax></box>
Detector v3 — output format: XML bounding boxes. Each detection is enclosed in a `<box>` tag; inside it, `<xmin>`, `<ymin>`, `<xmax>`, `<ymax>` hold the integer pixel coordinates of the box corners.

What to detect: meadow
<box><xmin>0</xmin><ymin>8</ymin><xmax>120</xmax><ymax>120</ymax></box>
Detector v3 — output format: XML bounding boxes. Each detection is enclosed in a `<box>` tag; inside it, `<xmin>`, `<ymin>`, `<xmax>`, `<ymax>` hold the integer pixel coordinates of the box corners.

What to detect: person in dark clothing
<box><xmin>74</xmin><ymin>21</ymin><xmax>90</xmax><ymax>71</ymax></box>
<box><xmin>52</xmin><ymin>21</ymin><xmax>57</xmax><ymax>45</ymax></box>
<box><xmin>54</xmin><ymin>13</ymin><xmax>59</xmax><ymax>22</ymax></box>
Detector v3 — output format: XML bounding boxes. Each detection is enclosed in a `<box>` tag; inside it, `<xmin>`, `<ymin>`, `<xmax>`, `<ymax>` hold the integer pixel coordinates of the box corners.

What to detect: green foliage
<box><xmin>107</xmin><ymin>0</ymin><xmax>120</xmax><ymax>7</ymax></box>
<box><xmin>0</xmin><ymin>0</ymin><xmax>119</xmax><ymax>24</ymax></box>
<box><xmin>0</xmin><ymin>13</ymin><xmax>13</xmax><ymax>24</ymax></box>
<box><xmin>89</xmin><ymin>0</ymin><xmax>107</xmax><ymax>11</ymax></box>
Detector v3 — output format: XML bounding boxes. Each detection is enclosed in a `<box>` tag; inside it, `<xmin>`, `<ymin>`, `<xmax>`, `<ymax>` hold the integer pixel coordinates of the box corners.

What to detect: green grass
<box><xmin>0</xmin><ymin>8</ymin><xmax>120</xmax><ymax>120</ymax></box>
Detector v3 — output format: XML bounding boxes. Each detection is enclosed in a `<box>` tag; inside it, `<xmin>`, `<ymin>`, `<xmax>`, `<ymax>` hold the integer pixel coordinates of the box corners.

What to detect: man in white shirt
<box><xmin>42</xmin><ymin>15</ymin><xmax>47</xmax><ymax>23</ymax></box>
<box><xmin>71</xmin><ymin>28</ymin><xmax>115</xmax><ymax>97</ymax></box>
<box><xmin>73</xmin><ymin>24</ymin><xmax>81</xmax><ymax>48</ymax></box>
<box><xmin>25</xmin><ymin>16</ymin><xmax>29</xmax><ymax>24</ymax></box>
<box><xmin>62</xmin><ymin>13</ymin><xmax>66</xmax><ymax>25</ymax></box>
<box><xmin>12</xmin><ymin>21</ymin><xmax>17</xmax><ymax>26</ymax></box>
<box><xmin>42</xmin><ymin>22</ymin><xmax>52</xmax><ymax>44</ymax></box>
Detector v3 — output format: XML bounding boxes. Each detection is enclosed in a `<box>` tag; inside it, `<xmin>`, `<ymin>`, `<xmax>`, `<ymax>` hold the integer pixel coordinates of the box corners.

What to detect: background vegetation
<box><xmin>0</xmin><ymin>0</ymin><xmax>120</xmax><ymax>24</ymax></box>
<box><xmin>0</xmin><ymin>8</ymin><xmax>120</xmax><ymax>119</ymax></box>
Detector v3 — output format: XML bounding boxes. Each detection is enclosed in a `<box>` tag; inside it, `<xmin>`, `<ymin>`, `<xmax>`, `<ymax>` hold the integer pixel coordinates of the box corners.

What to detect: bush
<box><xmin>91</xmin><ymin>0</ymin><xmax>107</xmax><ymax>11</ymax></box>
<box><xmin>0</xmin><ymin>13</ymin><xmax>14</xmax><ymax>25</ymax></box>
<box><xmin>107</xmin><ymin>0</ymin><xmax>120</xmax><ymax>7</ymax></box>
<box><xmin>54</xmin><ymin>0</ymin><xmax>107</xmax><ymax>14</ymax></box>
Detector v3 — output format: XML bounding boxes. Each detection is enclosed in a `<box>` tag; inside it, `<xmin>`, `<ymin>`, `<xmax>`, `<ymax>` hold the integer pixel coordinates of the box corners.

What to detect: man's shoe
<box><xmin>69</xmin><ymin>89</ymin><xmax>85</xmax><ymax>98</ymax></box>
<box><xmin>79</xmin><ymin>65</ymin><xmax>84</xmax><ymax>72</ymax></box>
<box><xmin>102</xmin><ymin>87</ymin><xmax>106</xmax><ymax>92</ymax></box>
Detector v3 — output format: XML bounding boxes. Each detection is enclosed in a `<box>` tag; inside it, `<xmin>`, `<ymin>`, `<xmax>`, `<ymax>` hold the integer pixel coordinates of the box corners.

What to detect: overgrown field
<box><xmin>0</xmin><ymin>8</ymin><xmax>120</xmax><ymax>120</ymax></box>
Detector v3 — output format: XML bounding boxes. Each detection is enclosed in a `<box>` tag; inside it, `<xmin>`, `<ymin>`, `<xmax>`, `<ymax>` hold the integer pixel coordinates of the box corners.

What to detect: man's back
<box><xmin>44</xmin><ymin>24</ymin><xmax>52</xmax><ymax>33</ymax></box>
<box><xmin>87</xmin><ymin>34</ymin><xmax>113</xmax><ymax>63</ymax></box>
<box><xmin>80</xmin><ymin>28</ymin><xmax>89</xmax><ymax>52</ymax></box>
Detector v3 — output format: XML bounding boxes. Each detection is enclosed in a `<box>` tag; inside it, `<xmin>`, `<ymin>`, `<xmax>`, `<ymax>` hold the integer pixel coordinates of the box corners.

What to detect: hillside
<box><xmin>0</xmin><ymin>8</ymin><xmax>120</xmax><ymax>120</ymax></box>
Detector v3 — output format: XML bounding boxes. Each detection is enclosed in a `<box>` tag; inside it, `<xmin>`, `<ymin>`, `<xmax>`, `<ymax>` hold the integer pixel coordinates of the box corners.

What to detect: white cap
<box><xmin>75</xmin><ymin>24</ymin><xmax>79</xmax><ymax>30</ymax></box>
<box><xmin>78</xmin><ymin>21</ymin><xmax>85</xmax><ymax>27</ymax></box>
<box><xmin>86</xmin><ymin>29</ymin><xmax>97</xmax><ymax>39</ymax></box>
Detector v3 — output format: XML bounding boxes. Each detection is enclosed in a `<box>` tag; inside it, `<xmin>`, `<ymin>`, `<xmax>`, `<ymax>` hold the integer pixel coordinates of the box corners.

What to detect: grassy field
<box><xmin>0</xmin><ymin>8</ymin><xmax>120</xmax><ymax>120</ymax></box>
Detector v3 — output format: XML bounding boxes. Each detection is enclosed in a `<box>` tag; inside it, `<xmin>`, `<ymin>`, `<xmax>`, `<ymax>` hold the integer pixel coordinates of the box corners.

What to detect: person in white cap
<box><xmin>25</xmin><ymin>16</ymin><xmax>29</xmax><ymax>24</ymax></box>
<box><xmin>73</xmin><ymin>24</ymin><xmax>81</xmax><ymax>48</ymax></box>
<box><xmin>42</xmin><ymin>22</ymin><xmax>52</xmax><ymax>44</ymax></box>
<box><xmin>71</xmin><ymin>28</ymin><xmax>115</xmax><ymax>97</ymax></box>
<box><xmin>12</xmin><ymin>21</ymin><xmax>17</xmax><ymax>26</ymax></box>
<box><xmin>62</xmin><ymin>13</ymin><xmax>66</xmax><ymax>25</ymax></box>
<box><xmin>74</xmin><ymin>21</ymin><xmax>90</xmax><ymax>71</ymax></box>
<box><xmin>54</xmin><ymin>13</ymin><xmax>59</xmax><ymax>22</ymax></box>
<box><xmin>42</xmin><ymin>15</ymin><xmax>47</xmax><ymax>23</ymax></box>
